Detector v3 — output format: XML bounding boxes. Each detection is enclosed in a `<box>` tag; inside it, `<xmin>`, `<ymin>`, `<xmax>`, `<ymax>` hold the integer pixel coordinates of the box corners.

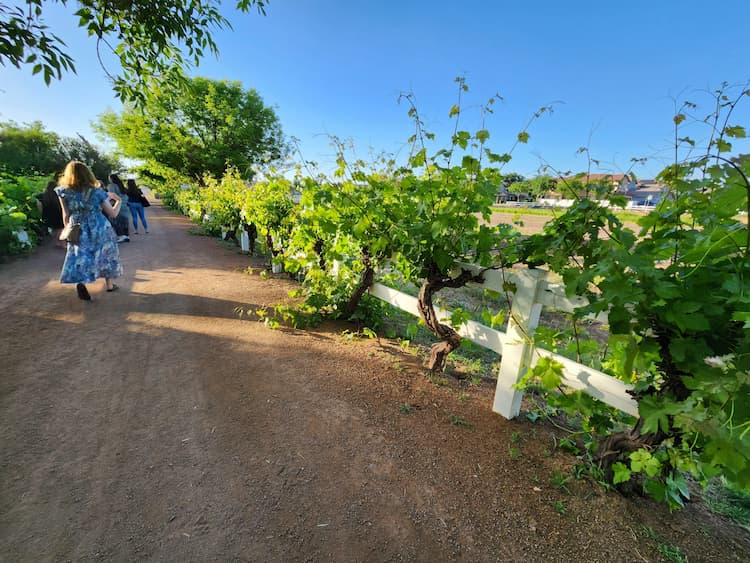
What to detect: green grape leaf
<box><xmin>612</xmin><ymin>462</ymin><xmax>632</xmax><ymax>484</ymax></box>
<box><xmin>639</xmin><ymin>395</ymin><xmax>671</xmax><ymax>434</ymax></box>
<box><xmin>531</xmin><ymin>356</ymin><xmax>564</xmax><ymax>389</ymax></box>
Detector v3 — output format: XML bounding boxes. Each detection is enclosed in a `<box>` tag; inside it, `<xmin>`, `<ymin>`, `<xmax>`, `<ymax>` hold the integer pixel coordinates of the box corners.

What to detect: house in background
<box><xmin>547</xmin><ymin>173</ymin><xmax>668</xmax><ymax>206</ymax></box>
<box><xmin>494</xmin><ymin>185</ymin><xmax>532</xmax><ymax>203</ymax></box>
<box><xmin>626</xmin><ymin>179</ymin><xmax>668</xmax><ymax>206</ymax></box>
<box><xmin>550</xmin><ymin>173</ymin><xmax>636</xmax><ymax>198</ymax></box>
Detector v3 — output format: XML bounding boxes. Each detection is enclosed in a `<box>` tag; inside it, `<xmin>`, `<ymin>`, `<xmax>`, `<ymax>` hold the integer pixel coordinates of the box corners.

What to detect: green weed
<box><xmin>702</xmin><ymin>478</ymin><xmax>750</xmax><ymax>529</ymax></box>
<box><xmin>428</xmin><ymin>374</ymin><xmax>449</xmax><ymax>386</ymax></box>
<box><xmin>551</xmin><ymin>500</ymin><xmax>567</xmax><ymax>515</ymax></box>
<box><xmin>550</xmin><ymin>470</ymin><xmax>571</xmax><ymax>494</ymax></box>
<box><xmin>657</xmin><ymin>543</ymin><xmax>687</xmax><ymax>563</ymax></box>
<box><xmin>449</xmin><ymin>415</ymin><xmax>473</xmax><ymax>428</ymax></box>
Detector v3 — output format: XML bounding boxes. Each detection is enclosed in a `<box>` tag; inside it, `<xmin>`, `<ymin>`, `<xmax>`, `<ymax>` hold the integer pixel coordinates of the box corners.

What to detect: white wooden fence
<box><xmin>368</xmin><ymin>264</ymin><xmax>639</xmax><ymax>420</ymax></box>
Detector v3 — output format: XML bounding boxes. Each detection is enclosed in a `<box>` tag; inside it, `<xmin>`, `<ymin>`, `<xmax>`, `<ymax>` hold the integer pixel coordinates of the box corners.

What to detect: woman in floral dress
<box><xmin>55</xmin><ymin>161</ymin><xmax>123</xmax><ymax>300</ymax></box>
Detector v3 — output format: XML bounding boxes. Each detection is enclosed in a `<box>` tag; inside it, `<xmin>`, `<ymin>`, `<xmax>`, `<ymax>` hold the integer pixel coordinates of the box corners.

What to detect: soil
<box><xmin>1</xmin><ymin>201</ymin><xmax>748</xmax><ymax>562</ymax></box>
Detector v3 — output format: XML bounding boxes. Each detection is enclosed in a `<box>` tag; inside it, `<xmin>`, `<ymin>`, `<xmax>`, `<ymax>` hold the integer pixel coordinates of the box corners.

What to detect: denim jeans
<box><xmin>128</xmin><ymin>202</ymin><xmax>148</xmax><ymax>232</ymax></box>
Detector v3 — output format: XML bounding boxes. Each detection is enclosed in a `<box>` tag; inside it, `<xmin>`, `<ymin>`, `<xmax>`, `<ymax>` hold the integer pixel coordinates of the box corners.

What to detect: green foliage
<box><xmin>57</xmin><ymin>134</ymin><xmax>123</xmax><ymax>180</ymax></box>
<box><xmin>657</xmin><ymin>542</ymin><xmax>687</xmax><ymax>563</ymax></box>
<box><xmin>0</xmin><ymin>121</ymin><xmax>120</xmax><ymax>178</ymax></box>
<box><xmin>284</xmin><ymin>149</ymin><xmax>404</xmax><ymax>316</ymax></box>
<box><xmin>449</xmin><ymin>414</ymin><xmax>473</xmax><ymax>428</ymax></box>
<box><xmin>197</xmin><ymin>168</ymin><xmax>247</xmax><ymax>234</ymax></box>
<box><xmin>0</xmin><ymin>174</ymin><xmax>46</xmax><ymax>256</ymax></box>
<box><xmin>0</xmin><ymin>0</ymin><xmax>268</xmax><ymax>104</ymax></box>
<box><xmin>284</xmin><ymin>79</ymin><xmax>543</xmax><ymax>372</ymax></box>
<box><xmin>551</xmin><ymin>500</ymin><xmax>567</xmax><ymax>515</ymax></box>
<box><xmin>702</xmin><ymin>478</ymin><xmax>750</xmax><ymax>528</ymax></box>
<box><xmin>550</xmin><ymin>470</ymin><xmax>571</xmax><ymax>493</ymax></box>
<box><xmin>240</xmin><ymin>173</ymin><xmax>296</xmax><ymax>257</ymax></box>
<box><xmin>519</xmin><ymin>84</ymin><xmax>750</xmax><ymax>504</ymax></box>
<box><xmin>0</xmin><ymin>121</ymin><xmax>61</xmax><ymax>175</ymax></box>
<box><xmin>137</xmin><ymin>161</ymin><xmax>192</xmax><ymax>208</ymax></box>
<box><xmin>0</xmin><ymin>2</ymin><xmax>76</xmax><ymax>83</ymax></box>
<box><xmin>506</xmin><ymin>175</ymin><xmax>557</xmax><ymax>198</ymax></box>
<box><xmin>97</xmin><ymin>76</ymin><xmax>285</xmax><ymax>181</ymax></box>
<box><xmin>525</xmin><ymin>356</ymin><xmax>564</xmax><ymax>389</ymax></box>
<box><xmin>148</xmin><ymin>78</ymin><xmax>749</xmax><ymax>510</ymax></box>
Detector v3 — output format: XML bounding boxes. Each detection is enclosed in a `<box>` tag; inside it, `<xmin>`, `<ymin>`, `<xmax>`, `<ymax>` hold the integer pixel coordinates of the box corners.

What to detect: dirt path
<box><xmin>1</xmin><ymin>201</ymin><xmax>748</xmax><ymax>562</ymax></box>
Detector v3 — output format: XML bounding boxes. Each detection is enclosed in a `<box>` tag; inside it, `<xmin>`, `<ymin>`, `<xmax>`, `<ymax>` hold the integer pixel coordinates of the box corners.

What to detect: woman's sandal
<box><xmin>76</xmin><ymin>283</ymin><xmax>91</xmax><ymax>300</ymax></box>
<box><xmin>106</xmin><ymin>284</ymin><xmax>119</xmax><ymax>292</ymax></box>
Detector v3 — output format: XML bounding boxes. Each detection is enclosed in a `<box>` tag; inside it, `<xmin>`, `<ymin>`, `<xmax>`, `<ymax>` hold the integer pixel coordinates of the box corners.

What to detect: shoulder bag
<box><xmin>59</xmin><ymin>189</ymin><xmax>93</xmax><ymax>244</ymax></box>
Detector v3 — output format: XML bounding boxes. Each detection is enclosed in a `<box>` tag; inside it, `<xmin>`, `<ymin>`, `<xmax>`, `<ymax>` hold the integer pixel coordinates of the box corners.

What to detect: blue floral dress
<box><xmin>56</xmin><ymin>187</ymin><xmax>123</xmax><ymax>284</ymax></box>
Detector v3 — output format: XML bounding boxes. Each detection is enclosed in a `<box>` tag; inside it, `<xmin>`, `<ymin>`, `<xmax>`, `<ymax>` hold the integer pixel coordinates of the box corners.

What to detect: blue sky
<box><xmin>1</xmin><ymin>0</ymin><xmax>749</xmax><ymax>180</ymax></box>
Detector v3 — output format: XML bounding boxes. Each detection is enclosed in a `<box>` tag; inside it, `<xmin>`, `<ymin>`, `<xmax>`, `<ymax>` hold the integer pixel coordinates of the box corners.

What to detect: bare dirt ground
<box><xmin>1</xmin><ymin>201</ymin><xmax>748</xmax><ymax>562</ymax></box>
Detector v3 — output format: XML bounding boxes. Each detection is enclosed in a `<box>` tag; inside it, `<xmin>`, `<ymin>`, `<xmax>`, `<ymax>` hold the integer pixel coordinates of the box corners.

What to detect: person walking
<box><xmin>55</xmin><ymin>161</ymin><xmax>123</xmax><ymax>300</ymax></box>
<box><xmin>106</xmin><ymin>173</ymin><xmax>131</xmax><ymax>242</ymax></box>
<box><xmin>35</xmin><ymin>180</ymin><xmax>66</xmax><ymax>248</ymax></box>
<box><xmin>126</xmin><ymin>179</ymin><xmax>149</xmax><ymax>234</ymax></box>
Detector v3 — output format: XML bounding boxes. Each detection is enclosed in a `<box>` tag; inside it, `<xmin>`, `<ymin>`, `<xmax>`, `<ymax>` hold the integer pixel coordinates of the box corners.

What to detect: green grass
<box><xmin>639</xmin><ymin>526</ymin><xmax>686</xmax><ymax>563</ymax></box>
<box><xmin>551</xmin><ymin>500</ymin><xmax>567</xmax><ymax>515</ymax></box>
<box><xmin>657</xmin><ymin>543</ymin><xmax>687</xmax><ymax>563</ymax></box>
<box><xmin>449</xmin><ymin>414</ymin><xmax>473</xmax><ymax>428</ymax></box>
<box><xmin>702</xmin><ymin>479</ymin><xmax>750</xmax><ymax>529</ymax></box>
<box><xmin>491</xmin><ymin>204</ymin><xmax>645</xmax><ymax>224</ymax></box>
<box><xmin>550</xmin><ymin>470</ymin><xmax>571</xmax><ymax>494</ymax></box>
<box><xmin>378</xmin><ymin>301</ymin><xmax>502</xmax><ymax>380</ymax></box>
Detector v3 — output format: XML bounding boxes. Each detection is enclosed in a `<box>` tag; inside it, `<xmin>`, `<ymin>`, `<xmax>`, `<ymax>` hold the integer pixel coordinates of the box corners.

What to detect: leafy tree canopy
<box><xmin>96</xmin><ymin>76</ymin><xmax>286</xmax><ymax>181</ymax></box>
<box><xmin>501</xmin><ymin>172</ymin><xmax>525</xmax><ymax>186</ymax></box>
<box><xmin>507</xmin><ymin>175</ymin><xmax>556</xmax><ymax>197</ymax></box>
<box><xmin>0</xmin><ymin>120</ymin><xmax>60</xmax><ymax>175</ymax></box>
<box><xmin>0</xmin><ymin>120</ymin><xmax>121</xmax><ymax>178</ymax></box>
<box><xmin>0</xmin><ymin>0</ymin><xmax>268</xmax><ymax>104</ymax></box>
<box><xmin>58</xmin><ymin>133</ymin><xmax>122</xmax><ymax>180</ymax></box>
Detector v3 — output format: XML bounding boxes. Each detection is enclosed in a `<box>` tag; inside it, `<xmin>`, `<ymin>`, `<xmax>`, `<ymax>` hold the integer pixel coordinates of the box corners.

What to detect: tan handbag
<box><xmin>59</xmin><ymin>221</ymin><xmax>82</xmax><ymax>244</ymax></box>
<box><xmin>59</xmin><ymin>189</ymin><xmax>93</xmax><ymax>244</ymax></box>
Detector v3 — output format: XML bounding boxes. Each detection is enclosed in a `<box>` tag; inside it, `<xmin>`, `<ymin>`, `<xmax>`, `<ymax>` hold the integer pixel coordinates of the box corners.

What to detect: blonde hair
<box><xmin>57</xmin><ymin>161</ymin><xmax>101</xmax><ymax>191</ymax></box>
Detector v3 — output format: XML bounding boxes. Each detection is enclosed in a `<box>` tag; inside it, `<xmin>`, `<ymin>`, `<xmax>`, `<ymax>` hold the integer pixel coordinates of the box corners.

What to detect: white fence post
<box><xmin>240</xmin><ymin>229</ymin><xmax>250</xmax><ymax>252</ymax></box>
<box><xmin>492</xmin><ymin>268</ymin><xmax>547</xmax><ymax>419</ymax></box>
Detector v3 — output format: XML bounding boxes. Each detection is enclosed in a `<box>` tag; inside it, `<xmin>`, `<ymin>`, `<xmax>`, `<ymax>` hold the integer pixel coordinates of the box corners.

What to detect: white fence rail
<box><xmin>368</xmin><ymin>265</ymin><xmax>639</xmax><ymax>419</ymax></box>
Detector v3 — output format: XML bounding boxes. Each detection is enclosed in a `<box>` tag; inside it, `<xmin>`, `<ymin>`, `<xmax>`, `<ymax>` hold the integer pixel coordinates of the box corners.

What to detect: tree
<box><xmin>501</xmin><ymin>172</ymin><xmax>525</xmax><ymax>187</ymax></box>
<box><xmin>0</xmin><ymin>121</ymin><xmax>120</xmax><ymax>178</ymax></box>
<box><xmin>57</xmin><ymin>134</ymin><xmax>122</xmax><ymax>180</ymax></box>
<box><xmin>0</xmin><ymin>1</ymin><xmax>268</xmax><ymax>104</ymax></box>
<box><xmin>97</xmin><ymin>77</ymin><xmax>286</xmax><ymax>181</ymax></box>
<box><xmin>0</xmin><ymin>121</ymin><xmax>61</xmax><ymax>175</ymax></box>
<box><xmin>507</xmin><ymin>175</ymin><xmax>556</xmax><ymax>199</ymax></box>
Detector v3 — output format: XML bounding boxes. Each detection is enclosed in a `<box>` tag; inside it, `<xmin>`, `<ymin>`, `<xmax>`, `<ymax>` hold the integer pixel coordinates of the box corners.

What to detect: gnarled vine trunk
<box><xmin>313</xmin><ymin>238</ymin><xmax>326</xmax><ymax>270</ymax></box>
<box><xmin>594</xmin><ymin>419</ymin><xmax>667</xmax><ymax>487</ymax></box>
<box><xmin>595</xmin><ymin>322</ymin><xmax>688</xmax><ymax>487</ymax></box>
<box><xmin>264</xmin><ymin>233</ymin><xmax>280</xmax><ymax>257</ymax></box>
<box><xmin>417</xmin><ymin>264</ymin><xmax>483</xmax><ymax>372</ymax></box>
<box><xmin>340</xmin><ymin>247</ymin><xmax>374</xmax><ymax>318</ymax></box>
